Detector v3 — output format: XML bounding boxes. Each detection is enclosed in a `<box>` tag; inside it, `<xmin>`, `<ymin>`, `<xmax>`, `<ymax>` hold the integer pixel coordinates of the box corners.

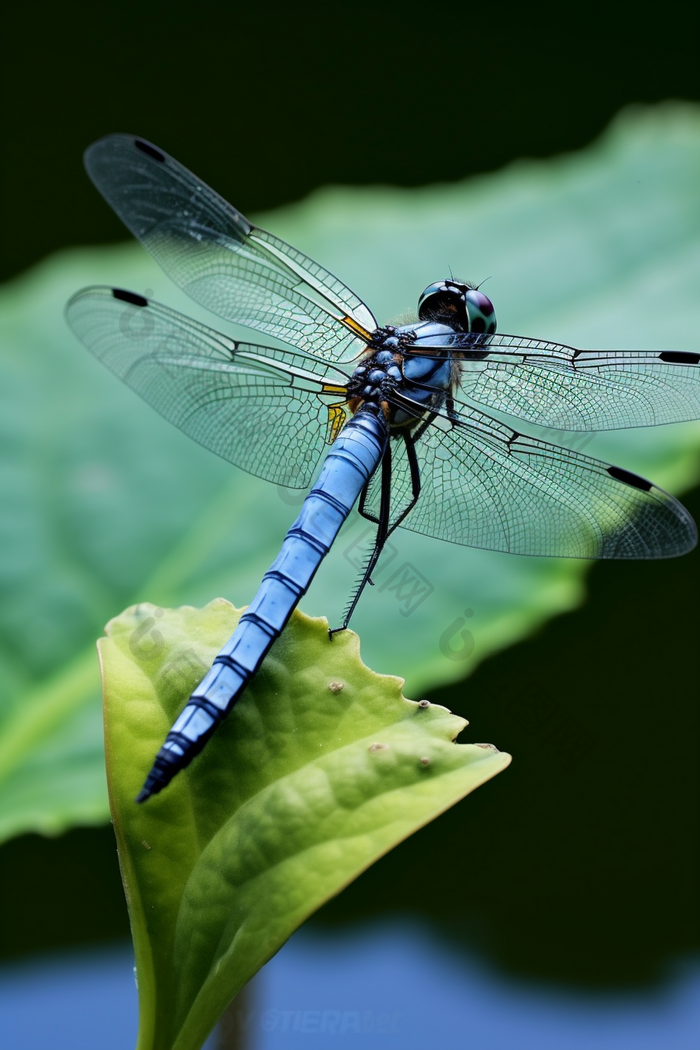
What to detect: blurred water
<box><xmin>1</xmin><ymin>921</ymin><xmax>698</xmax><ymax>1049</ymax></box>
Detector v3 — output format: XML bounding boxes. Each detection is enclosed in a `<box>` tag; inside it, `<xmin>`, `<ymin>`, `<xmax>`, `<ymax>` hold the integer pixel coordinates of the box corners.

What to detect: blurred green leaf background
<box><xmin>1</xmin><ymin>3</ymin><xmax>699</xmax><ymax>999</ymax></box>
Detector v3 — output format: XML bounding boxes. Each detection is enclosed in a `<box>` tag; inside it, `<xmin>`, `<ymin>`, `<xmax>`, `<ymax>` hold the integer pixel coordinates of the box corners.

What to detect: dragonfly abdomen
<box><xmin>136</xmin><ymin>406</ymin><xmax>388</xmax><ymax>802</ymax></box>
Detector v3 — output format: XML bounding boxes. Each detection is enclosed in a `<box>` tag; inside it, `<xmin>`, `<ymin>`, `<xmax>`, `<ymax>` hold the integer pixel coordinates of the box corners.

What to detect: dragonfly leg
<box><xmin>329</xmin><ymin>443</ymin><xmax>393</xmax><ymax>636</ymax></box>
<box><xmin>385</xmin><ymin>430</ymin><xmax>422</xmax><ymax>538</ymax></box>
<box><xmin>328</xmin><ymin>429</ymin><xmax>425</xmax><ymax>636</ymax></box>
<box><xmin>354</xmin><ymin>480</ymin><xmax>381</xmax><ymax>587</ymax></box>
<box><xmin>408</xmin><ymin>408</ymin><xmax>438</xmax><ymax>445</ymax></box>
<box><xmin>357</xmin><ymin>476</ymin><xmax>381</xmax><ymax>526</ymax></box>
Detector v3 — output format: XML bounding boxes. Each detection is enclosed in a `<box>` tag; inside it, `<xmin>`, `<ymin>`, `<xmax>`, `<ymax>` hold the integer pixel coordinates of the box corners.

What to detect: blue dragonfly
<box><xmin>66</xmin><ymin>135</ymin><xmax>700</xmax><ymax>803</ymax></box>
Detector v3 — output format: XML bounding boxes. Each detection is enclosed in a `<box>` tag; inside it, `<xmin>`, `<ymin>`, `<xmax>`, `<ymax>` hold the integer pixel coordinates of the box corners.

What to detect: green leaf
<box><xmin>103</xmin><ymin>600</ymin><xmax>510</xmax><ymax>1050</ymax></box>
<box><xmin>1</xmin><ymin>103</ymin><xmax>700</xmax><ymax>842</ymax></box>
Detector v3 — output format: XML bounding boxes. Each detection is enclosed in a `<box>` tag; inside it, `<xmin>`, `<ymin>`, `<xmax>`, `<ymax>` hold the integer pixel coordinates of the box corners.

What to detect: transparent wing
<box><xmin>408</xmin><ymin>332</ymin><xmax>700</xmax><ymax>430</ymax></box>
<box><xmin>84</xmin><ymin>134</ymin><xmax>377</xmax><ymax>361</ymax></box>
<box><xmin>66</xmin><ymin>286</ymin><xmax>350</xmax><ymax>488</ymax></box>
<box><xmin>370</xmin><ymin>395</ymin><xmax>697</xmax><ymax>558</ymax></box>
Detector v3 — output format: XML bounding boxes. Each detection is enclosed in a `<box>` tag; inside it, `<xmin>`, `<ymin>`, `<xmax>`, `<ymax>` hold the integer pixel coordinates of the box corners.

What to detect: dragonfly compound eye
<box><xmin>464</xmin><ymin>289</ymin><xmax>497</xmax><ymax>335</ymax></box>
<box><xmin>417</xmin><ymin>281</ymin><xmax>467</xmax><ymax>326</ymax></box>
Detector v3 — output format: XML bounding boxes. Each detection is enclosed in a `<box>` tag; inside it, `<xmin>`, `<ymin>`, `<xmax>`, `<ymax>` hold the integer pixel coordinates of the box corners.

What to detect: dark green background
<box><xmin>3</xmin><ymin>5</ymin><xmax>700</xmax><ymax>281</ymax></box>
<box><xmin>1</xmin><ymin>0</ymin><xmax>698</xmax><ymax>991</ymax></box>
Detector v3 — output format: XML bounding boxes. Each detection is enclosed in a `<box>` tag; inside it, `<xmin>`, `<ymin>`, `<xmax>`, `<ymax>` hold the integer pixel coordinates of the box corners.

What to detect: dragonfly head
<box><xmin>417</xmin><ymin>280</ymin><xmax>497</xmax><ymax>335</ymax></box>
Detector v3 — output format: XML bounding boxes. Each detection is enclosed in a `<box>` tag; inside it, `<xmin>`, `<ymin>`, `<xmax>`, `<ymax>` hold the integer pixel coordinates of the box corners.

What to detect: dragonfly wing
<box><xmin>66</xmin><ymin>286</ymin><xmax>350</xmax><ymax>487</ymax></box>
<box><xmin>381</xmin><ymin>398</ymin><xmax>697</xmax><ymax>558</ymax></box>
<box><xmin>84</xmin><ymin>134</ymin><xmax>377</xmax><ymax>361</ymax></box>
<box><xmin>410</xmin><ymin>333</ymin><xmax>700</xmax><ymax>430</ymax></box>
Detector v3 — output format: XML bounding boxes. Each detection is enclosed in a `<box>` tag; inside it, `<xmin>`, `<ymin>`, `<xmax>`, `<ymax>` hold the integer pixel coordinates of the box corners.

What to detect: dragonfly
<box><xmin>66</xmin><ymin>134</ymin><xmax>700</xmax><ymax>803</ymax></box>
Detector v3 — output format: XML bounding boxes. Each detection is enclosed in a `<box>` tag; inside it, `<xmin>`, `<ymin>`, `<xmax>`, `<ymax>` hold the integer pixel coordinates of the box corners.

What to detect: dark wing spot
<box><xmin>112</xmin><ymin>288</ymin><xmax>148</xmax><ymax>307</ymax></box>
<box><xmin>659</xmin><ymin>351</ymin><xmax>700</xmax><ymax>365</ymax></box>
<box><xmin>134</xmin><ymin>139</ymin><xmax>165</xmax><ymax>163</ymax></box>
<box><xmin>607</xmin><ymin>465</ymin><xmax>652</xmax><ymax>492</ymax></box>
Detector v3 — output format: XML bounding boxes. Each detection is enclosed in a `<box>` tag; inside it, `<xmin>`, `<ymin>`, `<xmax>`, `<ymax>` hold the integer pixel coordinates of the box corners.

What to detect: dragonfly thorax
<box><xmin>347</xmin><ymin>324</ymin><xmax>457</xmax><ymax>429</ymax></box>
<box><xmin>347</xmin><ymin>343</ymin><xmax>403</xmax><ymax>406</ymax></box>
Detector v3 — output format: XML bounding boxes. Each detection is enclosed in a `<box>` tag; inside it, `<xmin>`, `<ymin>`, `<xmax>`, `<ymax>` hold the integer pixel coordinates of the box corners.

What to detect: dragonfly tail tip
<box><xmin>134</xmin><ymin>773</ymin><xmax>164</xmax><ymax>804</ymax></box>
